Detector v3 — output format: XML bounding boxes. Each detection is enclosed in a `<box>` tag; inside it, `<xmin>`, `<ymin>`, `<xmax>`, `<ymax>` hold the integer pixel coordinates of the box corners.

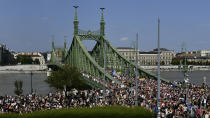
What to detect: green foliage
<box><xmin>0</xmin><ymin>106</ymin><xmax>153</xmax><ymax>118</ymax></box>
<box><xmin>187</xmin><ymin>60</ymin><xmax>210</xmax><ymax>65</ymax></box>
<box><xmin>17</xmin><ymin>55</ymin><xmax>33</xmax><ymax>64</ymax></box>
<box><xmin>172</xmin><ymin>57</ymin><xmax>210</xmax><ymax>65</ymax></box>
<box><xmin>171</xmin><ymin>58</ymin><xmax>180</xmax><ymax>65</ymax></box>
<box><xmin>14</xmin><ymin>80</ymin><xmax>23</xmax><ymax>96</ymax></box>
<box><xmin>34</xmin><ymin>59</ymin><xmax>40</xmax><ymax>64</ymax></box>
<box><xmin>161</xmin><ymin>61</ymin><xmax>165</xmax><ymax>65</ymax></box>
<box><xmin>16</xmin><ymin>56</ymin><xmax>41</xmax><ymax>65</ymax></box>
<box><xmin>10</xmin><ymin>58</ymin><xmax>18</xmax><ymax>65</ymax></box>
<box><xmin>46</xmin><ymin>65</ymin><xmax>89</xmax><ymax>91</ymax></box>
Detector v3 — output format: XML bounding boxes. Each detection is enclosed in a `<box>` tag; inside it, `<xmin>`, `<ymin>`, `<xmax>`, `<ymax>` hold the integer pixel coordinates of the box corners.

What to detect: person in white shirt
<box><xmin>204</xmin><ymin>110</ymin><xmax>209</xmax><ymax>118</ymax></box>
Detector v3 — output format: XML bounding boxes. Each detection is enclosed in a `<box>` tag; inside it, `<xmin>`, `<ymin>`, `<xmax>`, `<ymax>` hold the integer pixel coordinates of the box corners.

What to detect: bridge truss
<box><xmin>51</xmin><ymin>6</ymin><xmax>170</xmax><ymax>89</ymax></box>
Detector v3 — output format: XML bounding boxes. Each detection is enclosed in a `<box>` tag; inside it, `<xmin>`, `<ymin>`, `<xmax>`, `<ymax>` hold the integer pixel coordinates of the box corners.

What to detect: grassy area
<box><xmin>0</xmin><ymin>106</ymin><xmax>153</xmax><ymax>118</ymax></box>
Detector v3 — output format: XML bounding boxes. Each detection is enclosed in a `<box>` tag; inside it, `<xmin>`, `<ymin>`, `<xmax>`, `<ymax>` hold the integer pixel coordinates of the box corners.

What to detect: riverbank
<box><xmin>141</xmin><ymin>65</ymin><xmax>210</xmax><ymax>71</ymax></box>
<box><xmin>0</xmin><ymin>65</ymin><xmax>47</xmax><ymax>71</ymax></box>
<box><xmin>0</xmin><ymin>70</ymin><xmax>46</xmax><ymax>73</ymax></box>
<box><xmin>0</xmin><ymin>65</ymin><xmax>47</xmax><ymax>73</ymax></box>
<box><xmin>0</xmin><ymin>65</ymin><xmax>210</xmax><ymax>73</ymax></box>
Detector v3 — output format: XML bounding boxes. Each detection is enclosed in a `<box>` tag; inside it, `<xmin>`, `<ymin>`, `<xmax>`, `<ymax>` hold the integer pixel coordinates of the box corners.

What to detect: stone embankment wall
<box><xmin>0</xmin><ymin>65</ymin><xmax>47</xmax><ymax>73</ymax></box>
<box><xmin>0</xmin><ymin>65</ymin><xmax>209</xmax><ymax>73</ymax></box>
<box><xmin>141</xmin><ymin>65</ymin><xmax>210</xmax><ymax>71</ymax></box>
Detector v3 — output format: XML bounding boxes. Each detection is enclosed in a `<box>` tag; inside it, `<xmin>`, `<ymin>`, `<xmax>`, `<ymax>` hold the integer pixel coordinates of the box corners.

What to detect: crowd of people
<box><xmin>0</xmin><ymin>70</ymin><xmax>210</xmax><ymax>118</ymax></box>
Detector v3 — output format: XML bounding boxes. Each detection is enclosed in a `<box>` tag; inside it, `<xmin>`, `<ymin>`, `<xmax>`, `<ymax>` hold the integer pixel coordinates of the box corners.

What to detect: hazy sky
<box><xmin>0</xmin><ymin>0</ymin><xmax>210</xmax><ymax>52</ymax></box>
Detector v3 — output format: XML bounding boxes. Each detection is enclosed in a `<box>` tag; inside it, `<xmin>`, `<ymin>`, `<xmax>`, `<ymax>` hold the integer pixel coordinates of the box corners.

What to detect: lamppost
<box><xmin>103</xmin><ymin>36</ymin><xmax>106</xmax><ymax>99</ymax></box>
<box><xmin>157</xmin><ymin>18</ymin><xmax>161</xmax><ymax>118</ymax></box>
<box><xmin>182</xmin><ymin>49</ymin><xmax>189</xmax><ymax>117</ymax></box>
<box><xmin>135</xmin><ymin>33</ymin><xmax>139</xmax><ymax>106</ymax></box>
<box><xmin>30</xmin><ymin>71</ymin><xmax>33</xmax><ymax>94</ymax></box>
<box><xmin>101</xmin><ymin>7</ymin><xmax>106</xmax><ymax>99</ymax></box>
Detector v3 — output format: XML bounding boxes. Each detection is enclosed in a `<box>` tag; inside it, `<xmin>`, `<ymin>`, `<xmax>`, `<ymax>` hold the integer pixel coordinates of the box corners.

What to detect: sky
<box><xmin>0</xmin><ymin>0</ymin><xmax>210</xmax><ymax>52</ymax></box>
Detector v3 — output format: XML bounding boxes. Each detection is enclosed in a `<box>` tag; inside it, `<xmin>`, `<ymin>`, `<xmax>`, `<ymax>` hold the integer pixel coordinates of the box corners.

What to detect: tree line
<box><xmin>171</xmin><ymin>58</ymin><xmax>210</xmax><ymax>65</ymax></box>
<box><xmin>13</xmin><ymin>55</ymin><xmax>40</xmax><ymax>65</ymax></box>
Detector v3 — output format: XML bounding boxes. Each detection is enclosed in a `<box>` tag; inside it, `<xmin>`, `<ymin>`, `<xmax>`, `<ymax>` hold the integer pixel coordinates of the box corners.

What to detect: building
<box><xmin>139</xmin><ymin>52</ymin><xmax>158</xmax><ymax>65</ymax></box>
<box><xmin>175</xmin><ymin>51</ymin><xmax>210</xmax><ymax>65</ymax></box>
<box><xmin>187</xmin><ymin>57</ymin><xmax>210</xmax><ymax>63</ymax></box>
<box><xmin>153</xmin><ymin>48</ymin><xmax>174</xmax><ymax>65</ymax></box>
<box><xmin>0</xmin><ymin>44</ymin><xmax>14</xmax><ymax>65</ymax></box>
<box><xmin>47</xmin><ymin>53</ymin><xmax>51</xmax><ymax>62</ymax></box>
<box><xmin>117</xmin><ymin>47</ymin><xmax>174</xmax><ymax>66</ymax></box>
<box><xmin>49</xmin><ymin>40</ymin><xmax>68</xmax><ymax>65</ymax></box>
<box><xmin>39</xmin><ymin>51</ymin><xmax>51</xmax><ymax>63</ymax></box>
<box><xmin>53</xmin><ymin>46</ymin><xmax>66</xmax><ymax>63</ymax></box>
<box><xmin>176</xmin><ymin>52</ymin><xmax>196</xmax><ymax>60</ymax></box>
<box><xmin>15</xmin><ymin>52</ymin><xmax>46</xmax><ymax>65</ymax></box>
<box><xmin>117</xmin><ymin>47</ymin><xmax>136</xmax><ymax>62</ymax></box>
<box><xmin>196</xmin><ymin>50</ymin><xmax>210</xmax><ymax>57</ymax></box>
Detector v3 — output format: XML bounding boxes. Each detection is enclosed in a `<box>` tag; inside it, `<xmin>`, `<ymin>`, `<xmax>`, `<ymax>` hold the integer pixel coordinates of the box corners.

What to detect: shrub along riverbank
<box><xmin>0</xmin><ymin>106</ymin><xmax>153</xmax><ymax>118</ymax></box>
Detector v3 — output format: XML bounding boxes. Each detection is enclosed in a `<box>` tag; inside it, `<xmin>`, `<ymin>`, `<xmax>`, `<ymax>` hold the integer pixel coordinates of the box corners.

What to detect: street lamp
<box><xmin>157</xmin><ymin>18</ymin><xmax>161</xmax><ymax>118</ymax></box>
<box><xmin>182</xmin><ymin>49</ymin><xmax>190</xmax><ymax>117</ymax></box>
<box><xmin>101</xmin><ymin>7</ymin><xmax>106</xmax><ymax>99</ymax></box>
<box><xmin>135</xmin><ymin>33</ymin><xmax>139</xmax><ymax>106</ymax></box>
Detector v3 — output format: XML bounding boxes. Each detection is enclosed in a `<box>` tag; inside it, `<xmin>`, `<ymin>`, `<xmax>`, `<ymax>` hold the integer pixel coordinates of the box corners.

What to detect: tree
<box><xmin>14</xmin><ymin>80</ymin><xmax>23</xmax><ymax>96</ymax></box>
<box><xmin>45</xmin><ymin>65</ymin><xmax>90</xmax><ymax>91</ymax></box>
<box><xmin>10</xmin><ymin>58</ymin><xmax>18</xmax><ymax>65</ymax></box>
<box><xmin>161</xmin><ymin>61</ymin><xmax>165</xmax><ymax>65</ymax></box>
<box><xmin>34</xmin><ymin>59</ymin><xmax>40</xmax><ymax>64</ymax></box>
<box><xmin>171</xmin><ymin>58</ymin><xmax>180</xmax><ymax>65</ymax></box>
<box><xmin>17</xmin><ymin>55</ymin><xmax>33</xmax><ymax>64</ymax></box>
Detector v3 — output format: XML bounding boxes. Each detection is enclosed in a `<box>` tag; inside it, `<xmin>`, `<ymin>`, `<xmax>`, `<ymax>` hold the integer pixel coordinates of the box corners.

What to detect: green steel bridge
<box><xmin>48</xmin><ymin>6</ymin><xmax>170</xmax><ymax>89</ymax></box>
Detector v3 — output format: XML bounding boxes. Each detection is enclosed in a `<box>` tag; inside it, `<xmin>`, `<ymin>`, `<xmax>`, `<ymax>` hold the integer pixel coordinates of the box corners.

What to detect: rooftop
<box><xmin>153</xmin><ymin>48</ymin><xmax>170</xmax><ymax>51</ymax></box>
<box><xmin>117</xmin><ymin>47</ymin><xmax>134</xmax><ymax>49</ymax></box>
<box><xmin>139</xmin><ymin>51</ymin><xmax>158</xmax><ymax>54</ymax></box>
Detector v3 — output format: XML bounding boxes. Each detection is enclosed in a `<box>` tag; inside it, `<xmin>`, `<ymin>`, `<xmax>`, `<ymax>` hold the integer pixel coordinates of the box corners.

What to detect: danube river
<box><xmin>0</xmin><ymin>73</ymin><xmax>55</xmax><ymax>96</ymax></box>
<box><xmin>0</xmin><ymin>71</ymin><xmax>209</xmax><ymax>96</ymax></box>
<box><xmin>158</xmin><ymin>70</ymin><xmax>210</xmax><ymax>85</ymax></box>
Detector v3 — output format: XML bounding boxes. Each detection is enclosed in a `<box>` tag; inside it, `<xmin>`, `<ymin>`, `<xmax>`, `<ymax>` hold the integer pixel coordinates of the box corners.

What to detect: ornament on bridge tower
<box><xmin>88</xmin><ymin>29</ymin><xmax>91</xmax><ymax>35</ymax></box>
<box><xmin>100</xmin><ymin>8</ymin><xmax>105</xmax><ymax>36</ymax></box>
<box><xmin>73</xmin><ymin>6</ymin><xmax>79</xmax><ymax>35</ymax></box>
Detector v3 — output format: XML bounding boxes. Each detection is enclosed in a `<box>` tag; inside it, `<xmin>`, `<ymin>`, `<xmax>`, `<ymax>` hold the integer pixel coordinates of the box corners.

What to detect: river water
<box><xmin>157</xmin><ymin>71</ymin><xmax>210</xmax><ymax>85</ymax></box>
<box><xmin>0</xmin><ymin>71</ymin><xmax>209</xmax><ymax>96</ymax></box>
<box><xmin>0</xmin><ymin>73</ymin><xmax>55</xmax><ymax>96</ymax></box>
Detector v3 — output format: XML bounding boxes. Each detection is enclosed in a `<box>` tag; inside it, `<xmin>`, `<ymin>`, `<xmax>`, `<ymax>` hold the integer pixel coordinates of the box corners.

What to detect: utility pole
<box><xmin>157</xmin><ymin>18</ymin><xmax>161</xmax><ymax>118</ymax></box>
<box><xmin>103</xmin><ymin>38</ymin><xmax>106</xmax><ymax>99</ymax></box>
<box><xmin>30</xmin><ymin>71</ymin><xmax>33</xmax><ymax>94</ymax></box>
<box><xmin>180</xmin><ymin>42</ymin><xmax>189</xmax><ymax>117</ymax></box>
<box><xmin>183</xmin><ymin>46</ymin><xmax>189</xmax><ymax>117</ymax></box>
<box><xmin>135</xmin><ymin>33</ymin><xmax>139</xmax><ymax>106</ymax></box>
<box><xmin>101</xmin><ymin>8</ymin><xmax>106</xmax><ymax>99</ymax></box>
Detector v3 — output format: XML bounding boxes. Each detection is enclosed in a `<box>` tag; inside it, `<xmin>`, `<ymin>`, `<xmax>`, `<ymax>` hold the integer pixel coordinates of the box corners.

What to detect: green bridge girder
<box><xmin>65</xmin><ymin>35</ymin><xmax>122</xmax><ymax>85</ymax></box>
<box><xmin>90</xmin><ymin>35</ymin><xmax>170</xmax><ymax>83</ymax></box>
<box><xmin>50</xmin><ymin>6</ymin><xmax>170</xmax><ymax>89</ymax></box>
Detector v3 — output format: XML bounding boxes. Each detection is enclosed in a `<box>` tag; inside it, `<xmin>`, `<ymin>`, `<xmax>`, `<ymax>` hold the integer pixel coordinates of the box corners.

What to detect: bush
<box><xmin>0</xmin><ymin>106</ymin><xmax>153</xmax><ymax>118</ymax></box>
